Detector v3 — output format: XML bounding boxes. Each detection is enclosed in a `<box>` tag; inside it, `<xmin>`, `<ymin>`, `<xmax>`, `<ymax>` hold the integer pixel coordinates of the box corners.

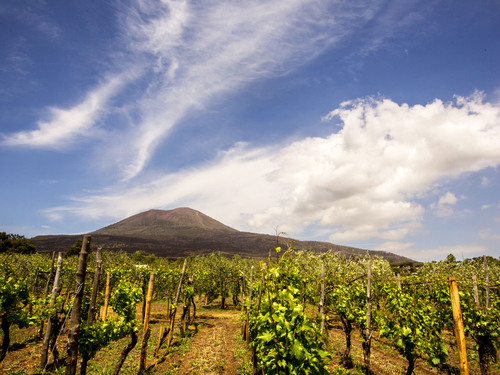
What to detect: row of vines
<box><xmin>0</xmin><ymin>236</ymin><xmax>499</xmax><ymax>374</ymax></box>
<box><xmin>242</xmin><ymin>249</ymin><xmax>500</xmax><ymax>375</ymax></box>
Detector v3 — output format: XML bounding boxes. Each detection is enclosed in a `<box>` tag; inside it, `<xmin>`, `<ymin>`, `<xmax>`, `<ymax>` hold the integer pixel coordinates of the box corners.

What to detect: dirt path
<box><xmin>155</xmin><ymin>307</ymin><xmax>249</xmax><ymax>375</ymax></box>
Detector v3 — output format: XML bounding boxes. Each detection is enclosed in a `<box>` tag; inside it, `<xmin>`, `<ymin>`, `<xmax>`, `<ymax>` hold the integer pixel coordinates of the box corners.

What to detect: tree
<box><xmin>0</xmin><ymin>232</ymin><xmax>37</xmax><ymax>254</ymax></box>
<box><xmin>66</xmin><ymin>239</ymin><xmax>92</xmax><ymax>257</ymax></box>
<box><xmin>446</xmin><ymin>253</ymin><xmax>457</xmax><ymax>264</ymax></box>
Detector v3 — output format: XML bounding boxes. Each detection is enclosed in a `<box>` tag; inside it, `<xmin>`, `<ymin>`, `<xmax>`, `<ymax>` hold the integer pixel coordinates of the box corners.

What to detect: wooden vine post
<box><xmin>484</xmin><ymin>255</ymin><xmax>490</xmax><ymax>308</ymax></box>
<box><xmin>37</xmin><ymin>251</ymin><xmax>56</xmax><ymax>336</ymax></box>
<box><xmin>155</xmin><ymin>323</ymin><xmax>164</xmax><ymax>358</ymax></box>
<box><xmin>363</xmin><ymin>260</ymin><xmax>372</xmax><ymax>375</ymax></box>
<box><xmin>246</xmin><ymin>266</ymin><xmax>254</xmax><ymax>344</ymax></box>
<box><xmin>80</xmin><ymin>247</ymin><xmax>103</xmax><ymax>375</ymax></box>
<box><xmin>167</xmin><ymin>258</ymin><xmax>188</xmax><ymax>349</ymax></box>
<box><xmin>252</xmin><ymin>270</ymin><xmax>264</xmax><ymax>371</ymax></box>
<box><xmin>319</xmin><ymin>262</ymin><xmax>325</xmax><ymax>335</ymax></box>
<box><xmin>472</xmin><ymin>275</ymin><xmax>480</xmax><ymax>306</ymax></box>
<box><xmin>40</xmin><ymin>252</ymin><xmax>63</xmax><ymax>369</ymax></box>
<box><xmin>241</xmin><ymin>270</ymin><xmax>246</xmax><ymax>312</ymax></box>
<box><xmin>139</xmin><ymin>272</ymin><xmax>155</xmax><ymax>374</ymax></box>
<box><xmin>87</xmin><ymin>247</ymin><xmax>102</xmax><ymax>324</ymax></box>
<box><xmin>65</xmin><ymin>235</ymin><xmax>91</xmax><ymax>375</ymax></box>
<box><xmin>43</xmin><ymin>252</ymin><xmax>57</xmax><ymax>300</ymax></box>
<box><xmin>448</xmin><ymin>277</ymin><xmax>469</xmax><ymax>375</ymax></box>
<box><xmin>101</xmin><ymin>271</ymin><xmax>111</xmax><ymax>320</ymax></box>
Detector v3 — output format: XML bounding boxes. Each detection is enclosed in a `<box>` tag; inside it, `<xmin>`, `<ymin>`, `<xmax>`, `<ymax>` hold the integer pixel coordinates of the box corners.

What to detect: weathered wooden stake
<box><xmin>248</xmin><ymin>266</ymin><xmax>254</xmax><ymax>305</ymax></box>
<box><xmin>81</xmin><ymin>247</ymin><xmax>103</xmax><ymax>375</ymax></box>
<box><xmin>43</xmin><ymin>251</ymin><xmax>57</xmax><ymax>298</ymax></box>
<box><xmin>319</xmin><ymin>262</ymin><xmax>325</xmax><ymax>335</ymax></box>
<box><xmin>167</xmin><ymin>258</ymin><xmax>187</xmax><ymax>349</ymax></box>
<box><xmin>155</xmin><ymin>322</ymin><xmax>164</xmax><ymax>358</ymax></box>
<box><xmin>363</xmin><ymin>261</ymin><xmax>372</xmax><ymax>375</ymax></box>
<box><xmin>65</xmin><ymin>235</ymin><xmax>91</xmax><ymax>375</ymax></box>
<box><xmin>36</xmin><ymin>252</ymin><xmax>56</xmax><ymax>336</ymax></box>
<box><xmin>448</xmin><ymin>277</ymin><xmax>469</xmax><ymax>375</ymax></box>
<box><xmin>256</xmin><ymin>272</ymin><xmax>264</xmax><ymax>313</ymax></box>
<box><xmin>138</xmin><ymin>272</ymin><xmax>155</xmax><ymax>373</ymax></box>
<box><xmin>245</xmin><ymin>266</ymin><xmax>254</xmax><ymax>345</ymax></box>
<box><xmin>40</xmin><ymin>252</ymin><xmax>63</xmax><ymax>369</ymax></box>
<box><xmin>472</xmin><ymin>275</ymin><xmax>480</xmax><ymax>306</ymax></box>
<box><xmin>87</xmin><ymin>247</ymin><xmax>102</xmax><ymax>324</ymax></box>
<box><xmin>241</xmin><ymin>271</ymin><xmax>246</xmax><ymax>312</ymax></box>
<box><xmin>101</xmin><ymin>271</ymin><xmax>111</xmax><ymax>320</ymax></box>
<box><xmin>143</xmin><ymin>273</ymin><xmax>155</xmax><ymax>336</ymax></box>
<box><xmin>484</xmin><ymin>255</ymin><xmax>490</xmax><ymax>309</ymax></box>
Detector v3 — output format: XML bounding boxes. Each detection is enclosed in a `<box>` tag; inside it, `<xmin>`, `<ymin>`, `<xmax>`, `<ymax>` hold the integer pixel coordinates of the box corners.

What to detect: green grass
<box><xmin>233</xmin><ymin>332</ymin><xmax>253</xmax><ymax>375</ymax></box>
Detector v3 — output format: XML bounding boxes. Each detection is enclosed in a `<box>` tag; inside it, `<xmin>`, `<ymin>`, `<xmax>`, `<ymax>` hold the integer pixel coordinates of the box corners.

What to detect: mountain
<box><xmin>31</xmin><ymin>207</ymin><xmax>413</xmax><ymax>263</ymax></box>
<box><xmin>95</xmin><ymin>208</ymin><xmax>238</xmax><ymax>237</ymax></box>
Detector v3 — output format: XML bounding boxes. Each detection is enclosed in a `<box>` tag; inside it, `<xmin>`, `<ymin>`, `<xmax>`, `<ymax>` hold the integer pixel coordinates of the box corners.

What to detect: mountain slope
<box><xmin>94</xmin><ymin>208</ymin><xmax>238</xmax><ymax>238</ymax></box>
<box><xmin>31</xmin><ymin>207</ymin><xmax>413</xmax><ymax>262</ymax></box>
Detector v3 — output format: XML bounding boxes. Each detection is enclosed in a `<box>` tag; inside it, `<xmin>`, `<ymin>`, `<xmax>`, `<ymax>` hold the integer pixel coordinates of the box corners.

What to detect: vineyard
<box><xmin>0</xmin><ymin>235</ymin><xmax>499</xmax><ymax>375</ymax></box>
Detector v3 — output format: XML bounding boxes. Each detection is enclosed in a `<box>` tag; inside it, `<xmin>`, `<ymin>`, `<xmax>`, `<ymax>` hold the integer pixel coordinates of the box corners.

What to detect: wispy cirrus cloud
<box><xmin>0</xmin><ymin>1</ymin><xmax>62</xmax><ymax>41</ymax></box>
<box><xmin>113</xmin><ymin>0</ymin><xmax>395</xmax><ymax>179</ymax></box>
<box><xmin>45</xmin><ymin>93</ymin><xmax>500</xmax><ymax>249</ymax></box>
<box><xmin>2</xmin><ymin>0</ymin><xmax>426</xmax><ymax>179</ymax></box>
<box><xmin>2</xmin><ymin>74</ymin><xmax>129</xmax><ymax>149</ymax></box>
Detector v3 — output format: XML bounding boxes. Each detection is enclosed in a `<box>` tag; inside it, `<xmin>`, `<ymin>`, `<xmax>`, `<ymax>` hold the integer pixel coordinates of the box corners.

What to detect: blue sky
<box><xmin>1</xmin><ymin>0</ymin><xmax>500</xmax><ymax>261</ymax></box>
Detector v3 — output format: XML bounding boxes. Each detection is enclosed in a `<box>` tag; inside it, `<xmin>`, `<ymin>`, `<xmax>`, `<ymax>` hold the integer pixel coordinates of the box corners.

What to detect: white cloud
<box><xmin>44</xmin><ymin>93</ymin><xmax>500</xmax><ymax>247</ymax></box>
<box><xmin>103</xmin><ymin>0</ymin><xmax>409</xmax><ymax>179</ymax></box>
<box><xmin>2</xmin><ymin>0</ymin><xmax>425</xmax><ymax>180</ymax></box>
<box><xmin>2</xmin><ymin>75</ymin><xmax>128</xmax><ymax>149</ymax></box>
<box><xmin>438</xmin><ymin>192</ymin><xmax>458</xmax><ymax>205</ymax></box>
<box><xmin>431</xmin><ymin>192</ymin><xmax>458</xmax><ymax>216</ymax></box>
<box><xmin>43</xmin><ymin>143</ymin><xmax>281</xmax><ymax>227</ymax></box>
<box><xmin>382</xmin><ymin>242</ymin><xmax>490</xmax><ymax>261</ymax></box>
<box><xmin>1</xmin><ymin>3</ymin><xmax>62</xmax><ymax>41</ymax></box>
<box><xmin>479</xmin><ymin>230</ymin><xmax>500</xmax><ymax>241</ymax></box>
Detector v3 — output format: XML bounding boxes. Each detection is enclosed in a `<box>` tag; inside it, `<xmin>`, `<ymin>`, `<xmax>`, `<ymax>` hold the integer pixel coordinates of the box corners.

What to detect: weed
<box><xmin>6</xmin><ymin>370</ymin><xmax>26</xmax><ymax>375</ymax></box>
<box><xmin>330</xmin><ymin>364</ymin><xmax>364</xmax><ymax>375</ymax></box>
<box><xmin>331</xmin><ymin>368</ymin><xmax>352</xmax><ymax>375</ymax></box>
<box><xmin>216</xmin><ymin>361</ymin><xmax>225</xmax><ymax>371</ymax></box>
<box><xmin>234</xmin><ymin>333</ymin><xmax>253</xmax><ymax>375</ymax></box>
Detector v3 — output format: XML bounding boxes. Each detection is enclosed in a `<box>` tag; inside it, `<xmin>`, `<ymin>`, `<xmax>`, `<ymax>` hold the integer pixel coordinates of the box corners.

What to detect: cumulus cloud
<box><xmin>431</xmin><ymin>192</ymin><xmax>458</xmax><ymax>217</ymax></box>
<box><xmin>45</xmin><ymin>93</ymin><xmax>500</xmax><ymax>246</ymax></box>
